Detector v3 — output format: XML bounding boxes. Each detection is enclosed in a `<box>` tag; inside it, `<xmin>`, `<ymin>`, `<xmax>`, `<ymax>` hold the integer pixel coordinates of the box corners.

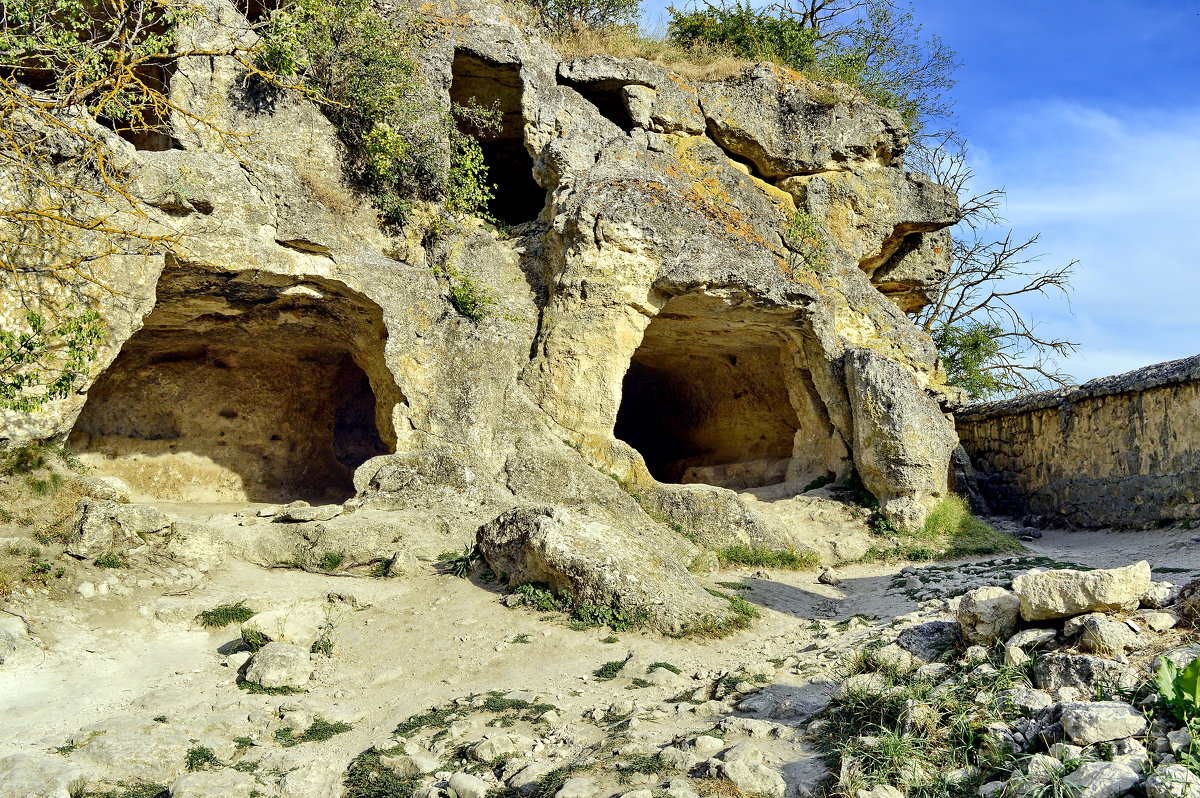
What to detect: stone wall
<box><xmin>956</xmin><ymin>355</ymin><xmax>1200</xmax><ymax>527</ymax></box>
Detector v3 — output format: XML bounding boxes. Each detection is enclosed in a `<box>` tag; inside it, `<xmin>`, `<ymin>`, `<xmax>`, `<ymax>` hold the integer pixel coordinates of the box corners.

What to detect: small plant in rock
<box><xmin>237</xmin><ymin>679</ymin><xmax>303</xmax><ymax>696</ymax></box>
<box><xmin>445</xmin><ymin>269</ymin><xmax>499</xmax><ymax>322</ymax></box>
<box><xmin>195</xmin><ymin>601</ymin><xmax>255</xmax><ymax>628</ymax></box>
<box><xmin>241</xmin><ymin>628</ymin><xmax>270</xmax><ymax>653</ymax></box>
<box><xmin>512</xmin><ymin>633</ymin><xmax>532</xmax><ymax>644</ymax></box>
<box><xmin>311</xmin><ymin>628</ymin><xmax>335</xmax><ymax>657</ymax></box>
<box><xmin>596</xmin><ymin>656</ymin><xmax>631</xmax><ymax>680</ymax></box>
<box><xmin>93</xmin><ymin>552</ymin><xmax>124</xmax><ymax>569</ymax></box>
<box><xmin>318</xmin><ymin>551</ymin><xmax>345</xmax><ymax>571</ymax></box>
<box><xmin>184</xmin><ymin>745</ymin><xmax>222</xmax><ymax>771</ymax></box>
<box><xmin>438</xmin><ymin>545</ymin><xmax>480</xmax><ymax>577</ymax></box>
<box><xmin>783</xmin><ymin>208</ymin><xmax>830</xmax><ymax>272</ymax></box>
<box><xmin>802</xmin><ymin>474</ymin><xmax>835</xmax><ymax>492</ymax></box>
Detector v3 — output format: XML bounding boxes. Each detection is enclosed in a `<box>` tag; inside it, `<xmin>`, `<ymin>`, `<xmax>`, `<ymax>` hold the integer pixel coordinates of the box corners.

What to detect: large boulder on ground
<box><xmin>477</xmin><ymin>506</ymin><xmax>731</xmax><ymax>633</ymax></box>
<box><xmin>243</xmin><ymin>642</ymin><xmax>312</xmax><ymax>689</ymax></box>
<box><xmin>1012</xmin><ymin>562</ymin><xmax>1151</xmax><ymax>621</ymax></box>
<box><xmin>958</xmin><ymin>586</ymin><xmax>1021</xmax><ymax>646</ymax></box>
<box><xmin>1077</xmin><ymin>615</ymin><xmax>1143</xmax><ymax>658</ymax></box>
<box><xmin>843</xmin><ymin>348</ymin><xmax>959</xmax><ymax>531</ymax></box>
<box><xmin>67</xmin><ymin>498</ymin><xmax>172</xmax><ymax>559</ymax></box>
<box><xmin>1063</xmin><ymin>762</ymin><xmax>1140</xmax><ymax>798</ymax></box>
<box><xmin>241</xmin><ymin>600</ymin><xmax>332</xmax><ymax>650</ymax></box>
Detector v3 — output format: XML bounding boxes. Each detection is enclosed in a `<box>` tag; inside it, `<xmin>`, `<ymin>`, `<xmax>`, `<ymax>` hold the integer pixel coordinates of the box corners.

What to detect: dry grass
<box><xmin>550</xmin><ymin>28</ymin><xmax>752</xmax><ymax>81</ymax></box>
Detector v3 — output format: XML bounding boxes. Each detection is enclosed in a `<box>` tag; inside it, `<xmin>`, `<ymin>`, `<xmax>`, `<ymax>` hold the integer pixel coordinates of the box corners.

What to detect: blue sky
<box><xmin>640</xmin><ymin>0</ymin><xmax>1200</xmax><ymax>384</ymax></box>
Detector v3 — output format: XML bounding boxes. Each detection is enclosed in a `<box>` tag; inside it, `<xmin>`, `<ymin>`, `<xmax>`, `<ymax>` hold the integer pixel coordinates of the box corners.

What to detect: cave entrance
<box><xmin>68</xmin><ymin>267</ymin><xmax>401</xmax><ymax>504</ymax></box>
<box><xmin>614</xmin><ymin>294</ymin><xmax>838</xmax><ymax>492</ymax></box>
<box><xmin>449</xmin><ymin>51</ymin><xmax>544</xmax><ymax>225</ymax></box>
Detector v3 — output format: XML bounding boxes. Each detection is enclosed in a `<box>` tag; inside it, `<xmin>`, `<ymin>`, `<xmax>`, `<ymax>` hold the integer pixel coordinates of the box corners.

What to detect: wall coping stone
<box><xmin>957</xmin><ymin>353</ymin><xmax>1200</xmax><ymax>422</ymax></box>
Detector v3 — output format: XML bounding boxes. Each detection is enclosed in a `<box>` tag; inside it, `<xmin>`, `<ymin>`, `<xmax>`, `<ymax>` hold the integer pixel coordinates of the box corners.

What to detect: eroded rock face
<box><xmin>2</xmin><ymin>0</ymin><xmax>964</xmax><ymax>620</ymax></box>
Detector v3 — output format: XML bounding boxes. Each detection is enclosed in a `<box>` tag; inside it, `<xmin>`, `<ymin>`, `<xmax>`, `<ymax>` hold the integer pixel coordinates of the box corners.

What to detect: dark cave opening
<box><xmin>615</xmin><ymin>312</ymin><xmax>803</xmax><ymax>490</ymax></box>
<box><xmin>69</xmin><ymin>269</ymin><xmax>399</xmax><ymax>504</ymax></box>
<box><xmin>449</xmin><ymin>51</ymin><xmax>544</xmax><ymax>225</ymax></box>
<box><xmin>559</xmin><ymin>78</ymin><xmax>635</xmax><ymax>132</ymax></box>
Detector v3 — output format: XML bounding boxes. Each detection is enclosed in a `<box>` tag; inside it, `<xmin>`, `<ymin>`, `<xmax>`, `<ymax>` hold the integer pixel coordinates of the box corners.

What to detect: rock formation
<box><xmin>0</xmin><ymin>0</ymin><xmax>964</xmax><ymax>627</ymax></box>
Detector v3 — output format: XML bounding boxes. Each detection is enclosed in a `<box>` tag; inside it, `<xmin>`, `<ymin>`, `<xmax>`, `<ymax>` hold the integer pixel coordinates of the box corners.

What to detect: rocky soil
<box><xmin>6</xmin><ymin>519</ymin><xmax>1200</xmax><ymax>798</ymax></box>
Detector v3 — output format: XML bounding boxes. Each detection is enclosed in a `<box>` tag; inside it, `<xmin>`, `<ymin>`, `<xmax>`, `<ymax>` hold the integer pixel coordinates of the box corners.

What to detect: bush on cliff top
<box><xmin>257</xmin><ymin>0</ymin><xmax>498</xmax><ymax>224</ymax></box>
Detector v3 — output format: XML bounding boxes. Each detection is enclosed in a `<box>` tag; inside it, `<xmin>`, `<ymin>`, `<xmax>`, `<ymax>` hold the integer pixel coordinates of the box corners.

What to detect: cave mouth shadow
<box><xmin>449</xmin><ymin>50</ymin><xmax>545</xmax><ymax>226</ymax></box>
<box><xmin>613</xmin><ymin>295</ymin><xmax>839</xmax><ymax>493</ymax></box>
<box><xmin>69</xmin><ymin>267</ymin><xmax>401</xmax><ymax>505</ymax></box>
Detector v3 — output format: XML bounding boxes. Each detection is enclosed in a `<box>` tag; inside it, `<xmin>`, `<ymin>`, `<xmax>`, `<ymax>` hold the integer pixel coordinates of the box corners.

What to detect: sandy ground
<box><xmin>2</xmin><ymin>519</ymin><xmax>1198</xmax><ymax>794</ymax></box>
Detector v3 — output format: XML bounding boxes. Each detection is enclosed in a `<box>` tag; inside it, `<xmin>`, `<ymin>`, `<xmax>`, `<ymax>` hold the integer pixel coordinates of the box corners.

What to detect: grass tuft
<box><xmin>717</xmin><ymin>544</ymin><xmax>820</xmax><ymax>570</ymax></box>
<box><xmin>195</xmin><ymin>600</ymin><xmax>255</xmax><ymax>628</ymax></box>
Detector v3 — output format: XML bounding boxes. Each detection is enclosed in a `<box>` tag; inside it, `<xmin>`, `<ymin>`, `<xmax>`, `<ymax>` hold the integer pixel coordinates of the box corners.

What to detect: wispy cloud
<box><xmin>961</xmin><ymin>100</ymin><xmax>1200</xmax><ymax>383</ymax></box>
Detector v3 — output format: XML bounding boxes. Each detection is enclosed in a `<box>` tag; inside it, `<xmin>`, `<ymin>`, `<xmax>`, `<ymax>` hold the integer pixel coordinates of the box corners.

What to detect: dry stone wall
<box><xmin>956</xmin><ymin>355</ymin><xmax>1200</xmax><ymax>527</ymax></box>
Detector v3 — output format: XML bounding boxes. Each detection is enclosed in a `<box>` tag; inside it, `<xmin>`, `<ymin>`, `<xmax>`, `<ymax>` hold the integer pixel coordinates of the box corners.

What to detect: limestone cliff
<box><xmin>0</xmin><ymin>0</ymin><xmax>963</xmax><ymax>629</ymax></box>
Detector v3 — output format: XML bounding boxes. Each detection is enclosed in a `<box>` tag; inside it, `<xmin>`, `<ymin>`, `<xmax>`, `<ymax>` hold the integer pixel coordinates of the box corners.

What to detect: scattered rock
<box><xmin>1062</xmin><ymin>762</ymin><xmax>1140</xmax><ymax>798</ymax></box>
<box><xmin>449</xmin><ymin>772</ymin><xmax>491</xmax><ymax>798</ymax></box>
<box><xmin>241</xmin><ymin>601</ymin><xmax>333</xmax><ymax>650</ymax></box>
<box><xmin>1060</xmin><ymin>702</ymin><xmax>1147</xmax><ymax>746</ymax></box>
<box><xmin>896</xmin><ymin>621</ymin><xmax>960</xmax><ymax>662</ymax></box>
<box><xmin>1146</xmin><ymin>765</ymin><xmax>1200</xmax><ymax>798</ymax></box>
<box><xmin>1033</xmin><ymin>652</ymin><xmax>1140</xmax><ymax>693</ymax></box>
<box><xmin>381</xmin><ymin>754</ymin><xmax>441</xmax><ymax>778</ymax></box>
<box><xmin>958</xmin><ymin>586</ymin><xmax>1021</xmax><ymax>645</ymax></box>
<box><xmin>243</xmin><ymin>642</ymin><xmax>313</xmax><ymax>689</ymax></box>
<box><xmin>1011</xmin><ymin>562</ymin><xmax>1151</xmax><ymax>621</ymax></box>
<box><xmin>1078</xmin><ymin>615</ymin><xmax>1143</xmax><ymax>657</ymax></box>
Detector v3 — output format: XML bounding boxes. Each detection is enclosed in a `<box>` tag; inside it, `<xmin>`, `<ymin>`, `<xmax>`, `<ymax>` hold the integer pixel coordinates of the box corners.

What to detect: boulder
<box><xmin>0</xmin><ymin>752</ymin><xmax>85</xmax><ymax>798</ymax></box>
<box><xmin>1146</xmin><ymin>765</ymin><xmax>1200</xmax><ymax>798</ymax></box>
<box><xmin>1059</xmin><ymin>702</ymin><xmax>1147</xmax><ymax>745</ymax></box>
<box><xmin>477</xmin><ymin>506</ymin><xmax>730</xmax><ymax>633</ymax></box>
<box><xmin>555</xmin><ymin>777</ymin><xmax>600</xmax><ymax>798</ymax></box>
<box><xmin>896</xmin><ymin>620</ymin><xmax>960</xmax><ymax>662</ymax></box>
<box><xmin>381</xmin><ymin>754</ymin><xmax>441</xmax><ymax>778</ymax></box>
<box><xmin>1033</xmin><ymin>653</ymin><xmax>1140</xmax><ymax>693</ymax></box>
<box><xmin>1078</xmin><ymin>616</ymin><xmax>1143</xmax><ymax>658</ymax></box>
<box><xmin>958</xmin><ymin>586</ymin><xmax>1021</xmax><ymax>645</ymax></box>
<box><xmin>844</xmin><ymin>348</ymin><xmax>960</xmax><ymax>531</ymax></box>
<box><xmin>1011</xmin><ymin>562</ymin><xmax>1151</xmax><ymax>621</ymax></box>
<box><xmin>243</xmin><ymin>642</ymin><xmax>312</xmax><ymax>689</ymax></box>
<box><xmin>1062</xmin><ymin>762</ymin><xmax>1140</xmax><ymax>798</ymax></box>
<box><xmin>449</xmin><ymin>772</ymin><xmax>491</xmax><ymax>798</ymax></box>
<box><xmin>67</xmin><ymin>498</ymin><xmax>172</xmax><ymax>559</ymax></box>
<box><xmin>241</xmin><ymin>601</ymin><xmax>332</xmax><ymax>650</ymax></box>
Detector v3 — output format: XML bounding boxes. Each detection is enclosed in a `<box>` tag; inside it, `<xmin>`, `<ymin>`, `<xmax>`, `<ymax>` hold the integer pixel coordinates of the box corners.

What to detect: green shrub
<box><xmin>443</xmin><ymin>269</ymin><xmax>499</xmax><ymax>321</ymax></box>
<box><xmin>195</xmin><ymin>601</ymin><xmax>255</xmax><ymax>628</ymax></box>
<box><xmin>257</xmin><ymin>0</ymin><xmax>498</xmax><ymax>224</ymax></box>
<box><xmin>94</xmin><ymin>552</ymin><xmax>124</xmax><ymax>569</ymax></box>
<box><xmin>864</xmin><ymin>495</ymin><xmax>1022</xmax><ymax>563</ymax></box>
<box><xmin>784</xmin><ymin>208</ymin><xmax>829</xmax><ymax>271</ymax></box>
<box><xmin>184</xmin><ymin>746</ymin><xmax>222</xmax><ymax>771</ymax></box>
<box><xmin>667</xmin><ymin>2</ymin><xmax>818</xmax><ymax>70</ymax></box>
<box><xmin>666</xmin><ymin>0</ymin><xmax>956</xmax><ymax>130</ymax></box>
<box><xmin>596</xmin><ymin>657</ymin><xmax>630</xmax><ymax>679</ymax></box>
<box><xmin>438</xmin><ymin>545</ymin><xmax>480</xmax><ymax>577</ymax></box>
<box><xmin>317</xmin><ymin>551</ymin><xmax>344</xmax><ymax>571</ymax></box>
<box><xmin>717</xmin><ymin>544</ymin><xmax>819</xmax><ymax>570</ymax></box>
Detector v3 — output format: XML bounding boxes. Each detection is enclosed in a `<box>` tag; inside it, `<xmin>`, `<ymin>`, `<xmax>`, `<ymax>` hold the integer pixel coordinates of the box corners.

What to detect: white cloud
<box><xmin>956</xmin><ymin>100</ymin><xmax>1200</xmax><ymax>383</ymax></box>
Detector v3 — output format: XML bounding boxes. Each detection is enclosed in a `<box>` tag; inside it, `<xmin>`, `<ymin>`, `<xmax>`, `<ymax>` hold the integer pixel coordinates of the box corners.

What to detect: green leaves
<box><xmin>1157</xmin><ymin>657</ymin><xmax>1200</xmax><ymax>724</ymax></box>
<box><xmin>0</xmin><ymin>305</ymin><xmax>104</xmax><ymax>413</ymax></box>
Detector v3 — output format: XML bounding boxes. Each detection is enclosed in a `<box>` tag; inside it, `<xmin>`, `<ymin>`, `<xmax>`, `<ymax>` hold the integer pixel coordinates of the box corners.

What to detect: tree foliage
<box><xmin>910</xmin><ymin>136</ymin><xmax>1078</xmax><ymax>400</ymax></box>
<box><xmin>667</xmin><ymin>0</ymin><xmax>957</xmax><ymax>129</ymax></box>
